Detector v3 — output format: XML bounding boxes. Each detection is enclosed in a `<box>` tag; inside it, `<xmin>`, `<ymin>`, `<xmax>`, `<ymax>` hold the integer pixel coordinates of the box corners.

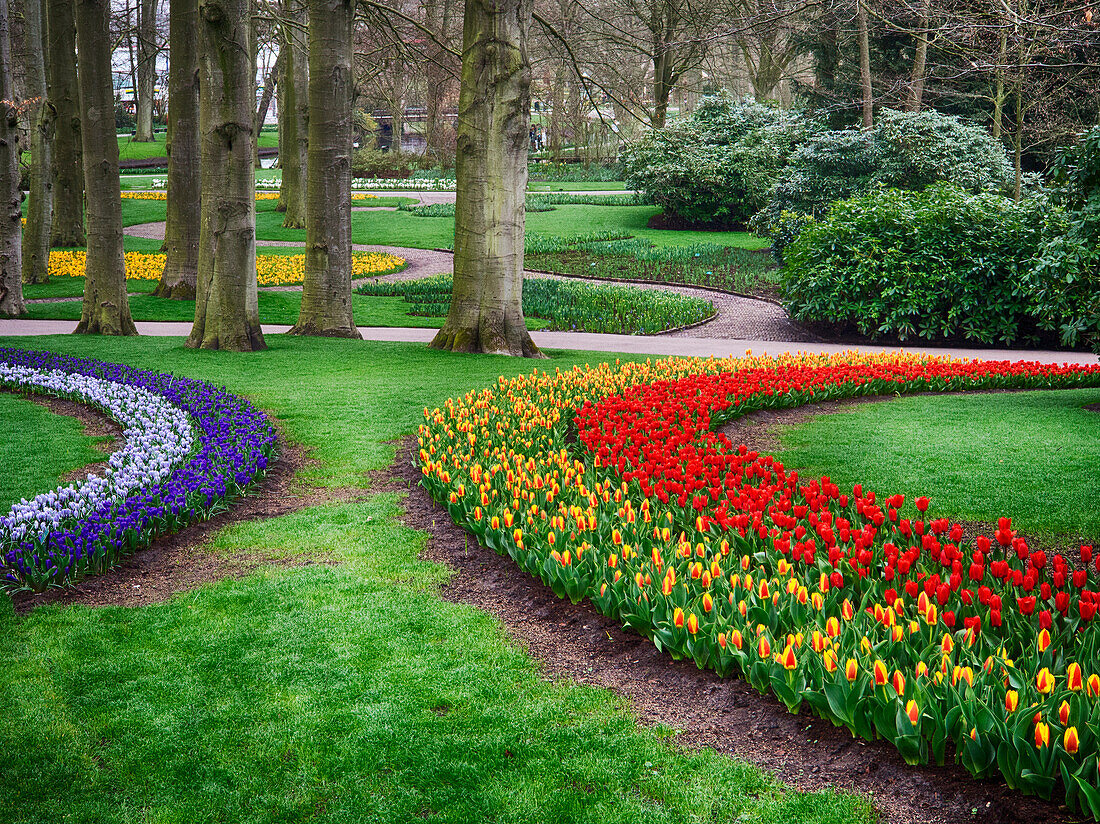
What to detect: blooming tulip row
<box><xmin>417</xmin><ymin>353</ymin><xmax>1100</xmax><ymax>816</ymax></box>
<box><xmin>44</xmin><ymin>251</ymin><xmax>405</xmax><ymax>286</ymax></box>
<box><xmin>0</xmin><ymin>349</ymin><xmax>277</xmax><ymax>594</ymax></box>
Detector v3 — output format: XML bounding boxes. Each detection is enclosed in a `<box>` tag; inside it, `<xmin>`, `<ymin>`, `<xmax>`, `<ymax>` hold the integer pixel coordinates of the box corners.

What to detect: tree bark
<box><xmin>46</xmin><ymin>0</ymin><xmax>84</xmax><ymax>247</ymax></box>
<box><xmin>155</xmin><ymin>0</ymin><xmax>200</xmax><ymax>299</ymax></box>
<box><xmin>187</xmin><ymin>0</ymin><xmax>264</xmax><ymax>350</ymax></box>
<box><xmin>21</xmin><ymin>0</ymin><xmax>53</xmax><ymax>286</ymax></box>
<box><xmin>277</xmin><ymin>0</ymin><xmax>308</xmax><ymax>227</ymax></box>
<box><xmin>253</xmin><ymin>47</ymin><xmax>282</xmax><ymax>164</ymax></box>
<box><xmin>0</xmin><ymin>0</ymin><xmax>23</xmax><ymax>317</ymax></box>
<box><xmin>857</xmin><ymin>0</ymin><xmax>873</xmax><ymax>129</ymax></box>
<box><xmin>288</xmin><ymin>0</ymin><xmax>358</xmax><ymax>338</ymax></box>
<box><xmin>135</xmin><ymin>0</ymin><xmax>158</xmax><ymax>141</ymax></box>
<box><xmin>429</xmin><ymin>0</ymin><xmax>541</xmax><ymax>357</ymax></box>
<box><xmin>74</xmin><ymin>0</ymin><xmax>137</xmax><ymax>335</ymax></box>
<box><xmin>905</xmin><ymin>0</ymin><xmax>929</xmax><ymax>112</ymax></box>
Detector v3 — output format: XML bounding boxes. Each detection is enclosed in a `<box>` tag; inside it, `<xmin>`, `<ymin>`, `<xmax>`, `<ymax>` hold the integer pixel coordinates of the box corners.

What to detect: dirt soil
<box><xmin>11</xmin><ymin>432</ymin><xmax>352</xmax><ymax>614</ymax></box>
<box><xmin>392</xmin><ymin>420</ymin><xmax>1080</xmax><ymax>824</ymax></box>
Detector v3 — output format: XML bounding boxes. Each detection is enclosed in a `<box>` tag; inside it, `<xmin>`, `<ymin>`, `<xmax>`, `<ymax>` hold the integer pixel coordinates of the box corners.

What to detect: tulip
<box><xmin>1036</xmin><ymin>667</ymin><xmax>1055</xmax><ymax>694</ymax></box>
<box><xmin>826</xmin><ymin>616</ymin><xmax>840</xmax><ymax>637</ymax></box>
<box><xmin>1036</xmin><ymin>628</ymin><xmax>1051</xmax><ymax>653</ymax></box>
<box><xmin>686</xmin><ymin>613</ymin><xmax>699</xmax><ymax>635</ymax></box>
<box><xmin>873</xmin><ymin>660</ymin><xmax>888</xmax><ymax>686</ymax></box>
<box><xmin>905</xmin><ymin>700</ymin><xmax>920</xmax><ymax>726</ymax></box>
<box><xmin>1035</xmin><ymin>721</ymin><xmax>1050</xmax><ymax>749</ymax></box>
<box><xmin>845</xmin><ymin>659</ymin><xmax>859</xmax><ymax>681</ymax></box>
<box><xmin>1065</xmin><ymin>726</ymin><xmax>1080</xmax><ymax>754</ymax></box>
<box><xmin>702</xmin><ymin>592</ymin><xmax>714</xmax><ymax>613</ymax></box>
<box><xmin>823</xmin><ymin>648</ymin><xmax>838</xmax><ymax>673</ymax></box>
<box><xmin>1059</xmin><ymin>701</ymin><xmax>1071</xmax><ymax>725</ymax></box>
<box><xmin>673</xmin><ymin>607</ymin><xmax>685</xmax><ymax>628</ymax></box>
<box><xmin>730</xmin><ymin>630</ymin><xmax>743</xmax><ymax>650</ymax></box>
<box><xmin>1088</xmin><ymin>674</ymin><xmax>1100</xmax><ymax>697</ymax></box>
<box><xmin>781</xmin><ymin>644</ymin><xmax>798</xmax><ymax>670</ymax></box>
<box><xmin>1068</xmin><ymin>662</ymin><xmax>1083</xmax><ymax>691</ymax></box>
<box><xmin>1005</xmin><ymin>690</ymin><xmax>1019</xmax><ymax>713</ymax></box>
<box><xmin>758</xmin><ymin>636</ymin><xmax>771</xmax><ymax>658</ymax></box>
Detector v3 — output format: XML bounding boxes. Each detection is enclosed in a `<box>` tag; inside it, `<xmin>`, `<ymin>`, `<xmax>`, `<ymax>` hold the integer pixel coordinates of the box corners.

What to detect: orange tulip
<box><xmin>905</xmin><ymin>700</ymin><xmax>920</xmax><ymax>726</ymax></box>
<box><xmin>1065</xmin><ymin>726</ymin><xmax>1080</xmax><ymax>754</ymax></box>
<box><xmin>781</xmin><ymin>644</ymin><xmax>798</xmax><ymax>670</ymax></box>
<box><xmin>1037</xmin><ymin>628</ymin><xmax>1051</xmax><ymax>653</ymax></box>
<box><xmin>686</xmin><ymin>613</ymin><xmax>699</xmax><ymax>635</ymax></box>
<box><xmin>1035</xmin><ymin>721</ymin><xmax>1050</xmax><ymax>749</ymax></box>
<box><xmin>702</xmin><ymin>592</ymin><xmax>714</xmax><ymax>613</ymax></box>
<box><xmin>1068</xmin><ymin>662</ymin><xmax>1083</xmax><ymax>691</ymax></box>
<box><xmin>845</xmin><ymin>659</ymin><xmax>859</xmax><ymax>681</ymax></box>
<box><xmin>1036</xmin><ymin>667</ymin><xmax>1055</xmax><ymax>694</ymax></box>
<box><xmin>1005</xmin><ymin>690</ymin><xmax>1019</xmax><ymax>713</ymax></box>
<box><xmin>758</xmin><ymin>636</ymin><xmax>771</xmax><ymax>658</ymax></box>
<box><xmin>1059</xmin><ymin>700</ymin><xmax>1071</xmax><ymax>726</ymax></box>
<box><xmin>873</xmin><ymin>660</ymin><xmax>888</xmax><ymax>687</ymax></box>
<box><xmin>729</xmin><ymin>629</ymin><xmax>743</xmax><ymax>650</ymax></box>
<box><xmin>823</xmin><ymin>648</ymin><xmax>838</xmax><ymax>673</ymax></box>
<box><xmin>673</xmin><ymin>608</ymin><xmax>685</xmax><ymax>628</ymax></box>
<box><xmin>941</xmin><ymin>634</ymin><xmax>954</xmax><ymax>654</ymax></box>
<box><xmin>826</xmin><ymin>616</ymin><xmax>840</xmax><ymax>637</ymax></box>
<box><xmin>892</xmin><ymin>670</ymin><xmax>906</xmax><ymax>696</ymax></box>
<box><xmin>1088</xmin><ymin>674</ymin><xmax>1100</xmax><ymax>697</ymax></box>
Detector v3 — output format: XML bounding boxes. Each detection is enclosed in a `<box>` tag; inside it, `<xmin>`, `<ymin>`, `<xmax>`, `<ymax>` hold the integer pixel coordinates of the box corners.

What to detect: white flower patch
<box><xmin>0</xmin><ymin>365</ymin><xmax>194</xmax><ymax>545</ymax></box>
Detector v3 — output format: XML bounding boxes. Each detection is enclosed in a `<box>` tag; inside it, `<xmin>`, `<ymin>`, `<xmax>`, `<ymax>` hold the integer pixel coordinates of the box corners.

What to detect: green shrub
<box><xmin>621</xmin><ymin>94</ymin><xmax>804</xmax><ymax>228</ymax></box>
<box><xmin>351</xmin><ymin>147</ymin><xmax>420</xmax><ymax>179</ymax></box>
<box><xmin>527</xmin><ymin>161</ymin><xmax>623</xmax><ymax>182</ymax></box>
<box><xmin>1025</xmin><ymin>126</ymin><xmax>1100</xmax><ymax>353</ymax></box>
<box><xmin>755</xmin><ymin>109</ymin><xmax>1015</xmax><ymax>236</ymax></box>
<box><xmin>355</xmin><ymin>273</ymin><xmax>714</xmax><ymax>334</ymax></box>
<box><xmin>781</xmin><ymin>184</ymin><xmax>1045</xmax><ymax>345</ymax></box>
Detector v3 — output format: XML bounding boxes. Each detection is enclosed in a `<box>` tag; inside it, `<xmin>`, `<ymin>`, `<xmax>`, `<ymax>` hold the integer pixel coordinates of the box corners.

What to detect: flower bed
<box><xmin>418</xmin><ymin>353</ymin><xmax>1100</xmax><ymax>815</ymax></box>
<box><xmin>129</xmin><ymin>188</ymin><xmax>379</xmax><ymax>201</ymax></box>
<box><xmin>0</xmin><ymin>349</ymin><xmax>277</xmax><ymax>594</ymax></box>
<box><xmin>44</xmin><ymin>251</ymin><xmax>406</xmax><ymax>286</ymax></box>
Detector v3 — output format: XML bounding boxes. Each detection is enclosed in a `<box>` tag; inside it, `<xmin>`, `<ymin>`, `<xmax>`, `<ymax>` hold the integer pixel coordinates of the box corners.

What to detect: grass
<box><xmin>0</xmin><ymin>334</ymin><xmax>872</xmax><ymax>824</ymax></box>
<box><xmin>0</xmin><ymin>392</ymin><xmax>108</xmax><ymax>511</ymax></box>
<box><xmin>773</xmin><ymin>389</ymin><xmax>1100</xmax><ymax>542</ymax></box>
<box><xmin>19</xmin><ymin>291</ymin><xmax>550</xmax><ymax>330</ymax></box>
<box><xmin>116</xmin><ymin>130</ymin><xmax>279</xmax><ymax>162</ymax></box>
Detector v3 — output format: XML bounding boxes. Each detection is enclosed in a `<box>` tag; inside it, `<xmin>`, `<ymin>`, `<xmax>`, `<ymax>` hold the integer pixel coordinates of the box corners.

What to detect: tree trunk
<box><xmin>652</xmin><ymin>35</ymin><xmax>672</xmax><ymax>128</ymax></box>
<box><xmin>253</xmin><ymin>47</ymin><xmax>282</xmax><ymax>164</ymax></box>
<box><xmin>991</xmin><ymin>21</ymin><xmax>1008</xmax><ymax>139</ymax></box>
<box><xmin>46</xmin><ymin>0</ymin><xmax>84</xmax><ymax>248</ymax></box>
<box><xmin>1012</xmin><ymin>89</ymin><xmax>1023</xmax><ymax>202</ymax></box>
<box><xmin>288</xmin><ymin>0</ymin><xmax>359</xmax><ymax>338</ymax></box>
<box><xmin>187</xmin><ymin>0</ymin><xmax>264</xmax><ymax>350</ymax></box>
<box><xmin>135</xmin><ymin>0</ymin><xmax>158</xmax><ymax>141</ymax></box>
<box><xmin>155</xmin><ymin>0</ymin><xmax>200</xmax><ymax>299</ymax></box>
<box><xmin>74</xmin><ymin>0</ymin><xmax>137</xmax><ymax>335</ymax></box>
<box><xmin>0</xmin><ymin>0</ymin><xmax>23</xmax><ymax>317</ymax></box>
<box><xmin>905</xmin><ymin>0</ymin><xmax>929</xmax><ymax>112</ymax></box>
<box><xmin>391</xmin><ymin>95</ymin><xmax>403</xmax><ymax>153</ymax></box>
<box><xmin>429</xmin><ymin>0</ymin><xmax>541</xmax><ymax>357</ymax></box>
<box><xmin>857</xmin><ymin>0</ymin><xmax>873</xmax><ymax>129</ymax></box>
<box><xmin>21</xmin><ymin>0</ymin><xmax>53</xmax><ymax>286</ymax></box>
<box><xmin>278</xmin><ymin>0</ymin><xmax>308</xmax><ymax>227</ymax></box>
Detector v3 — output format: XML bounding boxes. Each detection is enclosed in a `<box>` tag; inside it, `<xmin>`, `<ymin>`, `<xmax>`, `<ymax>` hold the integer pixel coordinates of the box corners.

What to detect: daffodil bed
<box><xmin>418</xmin><ymin>352</ymin><xmax>1100</xmax><ymax>816</ymax></box>
<box><xmin>45</xmin><ymin>250</ymin><xmax>406</xmax><ymax>287</ymax></box>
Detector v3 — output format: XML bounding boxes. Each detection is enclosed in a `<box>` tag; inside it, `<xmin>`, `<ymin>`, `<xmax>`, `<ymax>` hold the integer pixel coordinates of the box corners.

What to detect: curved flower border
<box><xmin>0</xmin><ymin>349</ymin><xmax>277</xmax><ymax>594</ymax></box>
<box><xmin>418</xmin><ymin>353</ymin><xmax>1100</xmax><ymax>816</ymax></box>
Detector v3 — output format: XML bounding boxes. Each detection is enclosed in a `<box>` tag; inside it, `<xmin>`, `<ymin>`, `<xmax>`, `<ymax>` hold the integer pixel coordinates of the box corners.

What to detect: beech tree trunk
<box><xmin>289</xmin><ymin>0</ymin><xmax>358</xmax><ymax>337</ymax></box>
<box><xmin>46</xmin><ymin>0</ymin><xmax>84</xmax><ymax>248</ymax></box>
<box><xmin>187</xmin><ymin>0</ymin><xmax>264</xmax><ymax>351</ymax></box>
<box><xmin>0</xmin><ymin>0</ymin><xmax>23</xmax><ymax>317</ymax></box>
<box><xmin>429</xmin><ymin>0</ymin><xmax>541</xmax><ymax>357</ymax></box>
<box><xmin>857</xmin><ymin>0</ymin><xmax>873</xmax><ymax>129</ymax></box>
<box><xmin>74</xmin><ymin>0</ymin><xmax>137</xmax><ymax>335</ymax></box>
<box><xmin>905</xmin><ymin>0</ymin><xmax>929</xmax><ymax>112</ymax></box>
<box><xmin>155</xmin><ymin>0</ymin><xmax>199</xmax><ymax>299</ymax></box>
<box><xmin>135</xmin><ymin>0</ymin><xmax>158</xmax><ymax>141</ymax></box>
<box><xmin>277</xmin><ymin>0</ymin><xmax>308</xmax><ymax>227</ymax></box>
<box><xmin>21</xmin><ymin>0</ymin><xmax>53</xmax><ymax>285</ymax></box>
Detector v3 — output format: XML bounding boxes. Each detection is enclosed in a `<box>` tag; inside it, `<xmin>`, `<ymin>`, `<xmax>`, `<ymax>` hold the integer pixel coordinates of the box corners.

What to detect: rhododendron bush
<box><xmin>418</xmin><ymin>352</ymin><xmax>1100</xmax><ymax>815</ymax></box>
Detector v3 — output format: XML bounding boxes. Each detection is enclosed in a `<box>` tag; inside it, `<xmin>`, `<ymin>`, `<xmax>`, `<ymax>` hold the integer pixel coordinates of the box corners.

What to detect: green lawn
<box><xmin>20</xmin><ymin>291</ymin><xmax>548</xmax><ymax>330</ymax></box>
<box><xmin>0</xmin><ymin>392</ymin><xmax>109</xmax><ymax>511</ymax></box>
<box><xmin>0</xmin><ymin>334</ymin><xmax>870</xmax><ymax>824</ymax></box>
<box><xmin>116</xmin><ymin>129</ymin><xmax>279</xmax><ymax>162</ymax></box>
<box><xmin>773</xmin><ymin>390</ymin><xmax>1100</xmax><ymax>542</ymax></box>
<box><xmin>250</xmin><ymin>204</ymin><xmax>766</xmax><ymax>251</ymax></box>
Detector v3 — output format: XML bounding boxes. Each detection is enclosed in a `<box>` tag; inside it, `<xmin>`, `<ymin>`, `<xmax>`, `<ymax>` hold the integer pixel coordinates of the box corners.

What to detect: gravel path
<box><xmin>118</xmin><ymin>220</ymin><xmax>816</xmax><ymax>341</ymax></box>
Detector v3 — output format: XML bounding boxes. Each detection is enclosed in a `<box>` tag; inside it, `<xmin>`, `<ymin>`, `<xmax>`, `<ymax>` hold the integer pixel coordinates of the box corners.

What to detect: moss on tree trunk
<box><xmin>156</xmin><ymin>0</ymin><xmax>200</xmax><ymax>300</ymax></box>
<box><xmin>74</xmin><ymin>0</ymin><xmax>137</xmax><ymax>336</ymax></box>
<box><xmin>46</xmin><ymin>0</ymin><xmax>84</xmax><ymax>248</ymax></box>
<box><xmin>21</xmin><ymin>0</ymin><xmax>53</xmax><ymax>286</ymax></box>
<box><xmin>288</xmin><ymin>0</ymin><xmax>358</xmax><ymax>338</ymax></box>
<box><xmin>429</xmin><ymin>0</ymin><xmax>541</xmax><ymax>357</ymax></box>
<box><xmin>0</xmin><ymin>0</ymin><xmax>23</xmax><ymax>317</ymax></box>
<box><xmin>187</xmin><ymin>0</ymin><xmax>265</xmax><ymax>351</ymax></box>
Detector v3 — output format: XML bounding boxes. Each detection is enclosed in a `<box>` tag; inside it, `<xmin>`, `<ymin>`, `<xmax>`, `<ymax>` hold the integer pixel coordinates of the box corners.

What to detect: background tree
<box><xmin>430</xmin><ymin>0</ymin><xmax>540</xmax><ymax>356</ymax></box>
<box><xmin>0</xmin><ymin>0</ymin><xmax>23</xmax><ymax>317</ymax></box>
<box><xmin>21</xmin><ymin>0</ymin><xmax>53</xmax><ymax>285</ymax></box>
<box><xmin>46</xmin><ymin>0</ymin><xmax>84</xmax><ymax>248</ymax></box>
<box><xmin>278</xmin><ymin>0</ymin><xmax>309</xmax><ymax>227</ymax></box>
<box><xmin>74</xmin><ymin>0</ymin><xmax>136</xmax><ymax>335</ymax></box>
<box><xmin>289</xmin><ymin>0</ymin><xmax>359</xmax><ymax>337</ymax></box>
<box><xmin>155</xmin><ymin>0</ymin><xmax>200</xmax><ymax>299</ymax></box>
<box><xmin>188</xmin><ymin>0</ymin><xmax>265</xmax><ymax>350</ymax></box>
<box><xmin>134</xmin><ymin>0</ymin><xmax>161</xmax><ymax>141</ymax></box>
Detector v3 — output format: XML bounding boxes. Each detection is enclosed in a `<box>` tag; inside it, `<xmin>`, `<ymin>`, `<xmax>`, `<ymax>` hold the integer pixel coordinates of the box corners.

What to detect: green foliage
<box><xmin>350</xmin><ymin>147</ymin><xmax>423</xmax><ymax>179</ymax></box>
<box><xmin>781</xmin><ymin>184</ymin><xmax>1045</xmax><ymax>344</ymax></box>
<box><xmin>1025</xmin><ymin>127</ymin><xmax>1100</xmax><ymax>353</ymax></box>
<box><xmin>528</xmin><ymin>161</ymin><xmax>624</xmax><ymax>181</ymax></box>
<box><xmin>356</xmin><ymin>273</ymin><xmax>714</xmax><ymax>334</ymax></box>
<box><xmin>622</xmin><ymin>94</ymin><xmax>804</xmax><ymax>228</ymax></box>
<box><xmin>755</xmin><ymin>210</ymin><xmax>816</xmax><ymax>264</ymax></box>
<box><xmin>399</xmin><ymin>194</ymin><xmax>644</xmax><ymax>218</ymax></box>
<box><xmin>755</xmin><ymin>109</ymin><xmax>1015</xmax><ymax>236</ymax></box>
